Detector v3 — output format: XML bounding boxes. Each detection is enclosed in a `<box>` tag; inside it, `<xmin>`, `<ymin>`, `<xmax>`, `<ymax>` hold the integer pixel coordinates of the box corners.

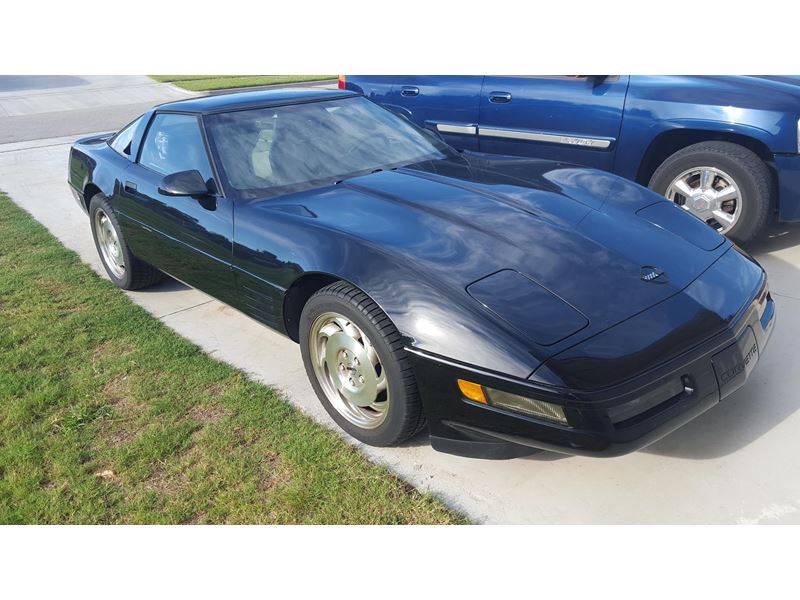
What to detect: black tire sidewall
<box><xmin>648</xmin><ymin>146</ymin><xmax>769</xmax><ymax>243</ymax></box>
<box><xmin>299</xmin><ymin>292</ymin><xmax>413</xmax><ymax>447</ymax></box>
<box><xmin>88</xmin><ymin>194</ymin><xmax>135</xmax><ymax>289</ymax></box>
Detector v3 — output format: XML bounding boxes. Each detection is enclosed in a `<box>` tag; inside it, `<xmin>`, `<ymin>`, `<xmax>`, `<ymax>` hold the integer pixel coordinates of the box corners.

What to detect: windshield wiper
<box><xmin>333</xmin><ymin>167</ymin><xmax>387</xmax><ymax>186</ymax></box>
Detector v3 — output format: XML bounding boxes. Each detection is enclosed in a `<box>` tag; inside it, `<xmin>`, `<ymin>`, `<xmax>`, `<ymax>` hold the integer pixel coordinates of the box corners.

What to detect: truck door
<box><xmin>477</xmin><ymin>76</ymin><xmax>629</xmax><ymax>171</ymax></box>
<box><xmin>382</xmin><ymin>75</ymin><xmax>484</xmax><ymax>151</ymax></box>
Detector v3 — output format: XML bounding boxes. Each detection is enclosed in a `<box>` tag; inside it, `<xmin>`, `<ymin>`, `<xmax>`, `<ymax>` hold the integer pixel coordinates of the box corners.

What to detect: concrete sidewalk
<box><xmin>4</xmin><ymin>133</ymin><xmax>800</xmax><ymax>523</ymax></box>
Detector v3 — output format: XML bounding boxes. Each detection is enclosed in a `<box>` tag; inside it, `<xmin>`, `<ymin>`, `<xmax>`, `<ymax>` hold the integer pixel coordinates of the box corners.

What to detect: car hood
<box><xmin>263</xmin><ymin>155</ymin><xmax>731</xmax><ymax>356</ymax></box>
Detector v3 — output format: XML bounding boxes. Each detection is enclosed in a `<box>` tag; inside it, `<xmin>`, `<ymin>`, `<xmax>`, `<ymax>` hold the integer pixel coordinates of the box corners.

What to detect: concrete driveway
<box><xmin>2</xmin><ymin>76</ymin><xmax>800</xmax><ymax>524</ymax></box>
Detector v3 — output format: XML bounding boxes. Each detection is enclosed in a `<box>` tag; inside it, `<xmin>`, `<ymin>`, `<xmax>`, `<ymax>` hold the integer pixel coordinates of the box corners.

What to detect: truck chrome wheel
<box><xmin>665</xmin><ymin>166</ymin><xmax>741</xmax><ymax>234</ymax></box>
<box><xmin>308</xmin><ymin>311</ymin><xmax>389</xmax><ymax>430</ymax></box>
<box><xmin>94</xmin><ymin>208</ymin><xmax>126</xmax><ymax>278</ymax></box>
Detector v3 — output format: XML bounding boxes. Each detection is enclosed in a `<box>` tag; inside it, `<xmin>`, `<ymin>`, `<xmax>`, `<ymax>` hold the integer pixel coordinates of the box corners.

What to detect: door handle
<box><xmin>400</xmin><ymin>86</ymin><xmax>419</xmax><ymax>97</ymax></box>
<box><xmin>124</xmin><ymin>180</ymin><xmax>137</xmax><ymax>193</ymax></box>
<box><xmin>488</xmin><ymin>91</ymin><xmax>512</xmax><ymax>103</ymax></box>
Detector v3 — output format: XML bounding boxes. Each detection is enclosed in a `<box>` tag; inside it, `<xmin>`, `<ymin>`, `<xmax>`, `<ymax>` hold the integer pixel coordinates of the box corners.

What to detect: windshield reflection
<box><xmin>205</xmin><ymin>96</ymin><xmax>459</xmax><ymax>199</ymax></box>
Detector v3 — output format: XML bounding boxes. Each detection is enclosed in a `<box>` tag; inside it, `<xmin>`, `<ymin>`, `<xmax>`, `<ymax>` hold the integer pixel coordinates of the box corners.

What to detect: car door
<box><xmin>115</xmin><ymin>111</ymin><xmax>236</xmax><ymax>303</ymax></box>
<box><xmin>382</xmin><ymin>75</ymin><xmax>484</xmax><ymax>151</ymax></box>
<box><xmin>477</xmin><ymin>76</ymin><xmax>630</xmax><ymax>171</ymax></box>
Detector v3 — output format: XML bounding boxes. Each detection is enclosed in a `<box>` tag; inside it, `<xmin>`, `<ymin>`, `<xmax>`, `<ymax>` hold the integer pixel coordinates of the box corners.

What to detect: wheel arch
<box><xmin>282</xmin><ymin>272</ymin><xmax>345</xmax><ymax>342</ymax></box>
<box><xmin>82</xmin><ymin>183</ymin><xmax>103</xmax><ymax>212</ymax></box>
<box><xmin>635</xmin><ymin>128</ymin><xmax>775</xmax><ymax>187</ymax></box>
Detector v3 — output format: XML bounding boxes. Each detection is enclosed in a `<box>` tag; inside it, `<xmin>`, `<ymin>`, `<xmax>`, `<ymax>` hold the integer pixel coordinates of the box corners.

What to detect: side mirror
<box><xmin>158</xmin><ymin>170</ymin><xmax>211</xmax><ymax>197</ymax></box>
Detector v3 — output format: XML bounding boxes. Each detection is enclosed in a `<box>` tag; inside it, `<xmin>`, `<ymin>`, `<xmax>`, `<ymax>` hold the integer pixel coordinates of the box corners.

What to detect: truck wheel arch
<box><xmin>635</xmin><ymin>129</ymin><xmax>775</xmax><ymax>188</ymax></box>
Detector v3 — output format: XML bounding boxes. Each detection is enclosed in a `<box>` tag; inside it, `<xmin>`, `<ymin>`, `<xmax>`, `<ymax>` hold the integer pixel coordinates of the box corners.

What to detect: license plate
<box><xmin>712</xmin><ymin>326</ymin><xmax>759</xmax><ymax>398</ymax></box>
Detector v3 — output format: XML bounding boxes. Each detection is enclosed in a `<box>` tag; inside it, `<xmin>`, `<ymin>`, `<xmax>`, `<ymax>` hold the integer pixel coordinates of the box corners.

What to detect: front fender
<box><xmin>616</xmin><ymin>119</ymin><xmax>786</xmax><ymax>182</ymax></box>
<box><xmin>232</xmin><ymin>205</ymin><xmax>542</xmax><ymax>379</ymax></box>
<box><xmin>615</xmin><ymin>77</ymin><xmax>800</xmax><ymax>180</ymax></box>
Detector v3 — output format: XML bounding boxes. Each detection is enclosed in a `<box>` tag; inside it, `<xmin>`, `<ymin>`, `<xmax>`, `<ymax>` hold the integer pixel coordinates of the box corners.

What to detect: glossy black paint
<box><xmin>118</xmin><ymin>159</ymin><xmax>238</xmax><ymax>306</ymax></box>
<box><xmin>67</xmin><ymin>89</ymin><xmax>775</xmax><ymax>458</ymax></box>
<box><xmin>416</xmin><ymin>267</ymin><xmax>774</xmax><ymax>457</ymax></box>
<box><xmin>158</xmin><ymin>169</ymin><xmax>211</xmax><ymax>197</ymax></box>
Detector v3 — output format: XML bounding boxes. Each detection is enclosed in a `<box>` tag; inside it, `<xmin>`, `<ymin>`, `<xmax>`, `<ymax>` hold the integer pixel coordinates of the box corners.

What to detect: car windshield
<box><xmin>204</xmin><ymin>95</ymin><xmax>457</xmax><ymax>198</ymax></box>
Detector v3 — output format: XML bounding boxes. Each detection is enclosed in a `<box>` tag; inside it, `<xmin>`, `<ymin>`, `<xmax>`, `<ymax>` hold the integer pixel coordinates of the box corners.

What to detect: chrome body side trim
<box><xmin>479</xmin><ymin>127</ymin><xmax>612</xmax><ymax>149</ymax></box>
<box><xmin>435</xmin><ymin>123</ymin><xmax>478</xmax><ymax>135</ymax></box>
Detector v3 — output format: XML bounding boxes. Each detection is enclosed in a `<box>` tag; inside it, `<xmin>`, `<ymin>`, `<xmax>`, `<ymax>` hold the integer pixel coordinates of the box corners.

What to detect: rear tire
<box><xmin>88</xmin><ymin>193</ymin><xmax>163</xmax><ymax>290</ymax></box>
<box><xmin>648</xmin><ymin>141</ymin><xmax>773</xmax><ymax>244</ymax></box>
<box><xmin>299</xmin><ymin>281</ymin><xmax>426</xmax><ymax>447</ymax></box>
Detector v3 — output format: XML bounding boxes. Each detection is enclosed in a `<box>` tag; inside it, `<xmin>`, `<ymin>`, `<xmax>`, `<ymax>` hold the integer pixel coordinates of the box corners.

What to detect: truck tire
<box><xmin>648</xmin><ymin>141</ymin><xmax>773</xmax><ymax>244</ymax></box>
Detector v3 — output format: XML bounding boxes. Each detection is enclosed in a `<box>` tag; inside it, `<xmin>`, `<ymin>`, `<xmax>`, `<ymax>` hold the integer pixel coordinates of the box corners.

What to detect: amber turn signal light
<box><xmin>457</xmin><ymin>379</ymin><xmax>569</xmax><ymax>425</ymax></box>
<box><xmin>457</xmin><ymin>379</ymin><xmax>488</xmax><ymax>404</ymax></box>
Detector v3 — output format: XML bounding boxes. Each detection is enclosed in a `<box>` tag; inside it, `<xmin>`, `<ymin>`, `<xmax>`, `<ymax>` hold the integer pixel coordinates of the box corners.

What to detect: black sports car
<box><xmin>68</xmin><ymin>89</ymin><xmax>775</xmax><ymax>459</ymax></box>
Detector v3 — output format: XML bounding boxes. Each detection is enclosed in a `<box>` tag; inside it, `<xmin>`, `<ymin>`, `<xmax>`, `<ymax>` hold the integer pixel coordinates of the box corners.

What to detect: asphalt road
<box><xmin>3</xmin><ymin>75</ymin><xmax>800</xmax><ymax>523</ymax></box>
<box><xmin>0</xmin><ymin>75</ymin><xmax>192</xmax><ymax>143</ymax></box>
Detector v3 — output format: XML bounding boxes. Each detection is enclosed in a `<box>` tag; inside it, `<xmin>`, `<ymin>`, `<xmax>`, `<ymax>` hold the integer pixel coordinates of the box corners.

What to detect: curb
<box><xmin>203</xmin><ymin>79</ymin><xmax>337</xmax><ymax>96</ymax></box>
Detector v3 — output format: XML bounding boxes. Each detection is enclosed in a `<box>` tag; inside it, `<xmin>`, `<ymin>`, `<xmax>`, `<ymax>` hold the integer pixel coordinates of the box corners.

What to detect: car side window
<box><xmin>138</xmin><ymin>113</ymin><xmax>213</xmax><ymax>182</ymax></box>
<box><xmin>109</xmin><ymin>116</ymin><xmax>142</xmax><ymax>159</ymax></box>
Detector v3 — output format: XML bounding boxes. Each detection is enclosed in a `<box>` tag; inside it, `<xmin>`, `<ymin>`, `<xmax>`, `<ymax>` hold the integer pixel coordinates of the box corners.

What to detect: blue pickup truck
<box><xmin>342</xmin><ymin>75</ymin><xmax>800</xmax><ymax>243</ymax></box>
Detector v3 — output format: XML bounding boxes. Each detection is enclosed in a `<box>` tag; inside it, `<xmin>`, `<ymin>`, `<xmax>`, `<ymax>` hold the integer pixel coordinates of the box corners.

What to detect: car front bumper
<box><xmin>408</xmin><ymin>277</ymin><xmax>775</xmax><ymax>459</ymax></box>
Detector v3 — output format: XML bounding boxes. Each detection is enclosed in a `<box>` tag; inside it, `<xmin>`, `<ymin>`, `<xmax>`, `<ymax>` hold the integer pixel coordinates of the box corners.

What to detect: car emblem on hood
<box><xmin>640</xmin><ymin>266</ymin><xmax>668</xmax><ymax>284</ymax></box>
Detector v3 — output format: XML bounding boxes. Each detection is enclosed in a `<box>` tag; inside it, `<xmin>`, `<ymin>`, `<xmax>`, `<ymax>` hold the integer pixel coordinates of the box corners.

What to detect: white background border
<box><xmin>6</xmin><ymin>0</ymin><xmax>800</xmax><ymax>74</ymax></box>
<box><xmin>1</xmin><ymin>525</ymin><xmax>796</xmax><ymax>598</ymax></box>
<box><xmin>3</xmin><ymin>1</ymin><xmax>798</xmax><ymax>596</ymax></box>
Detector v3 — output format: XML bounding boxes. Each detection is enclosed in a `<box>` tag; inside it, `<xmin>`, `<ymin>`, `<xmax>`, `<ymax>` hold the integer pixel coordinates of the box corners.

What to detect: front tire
<box><xmin>648</xmin><ymin>141</ymin><xmax>773</xmax><ymax>244</ymax></box>
<box><xmin>88</xmin><ymin>193</ymin><xmax>162</xmax><ymax>290</ymax></box>
<box><xmin>299</xmin><ymin>281</ymin><xmax>426</xmax><ymax>447</ymax></box>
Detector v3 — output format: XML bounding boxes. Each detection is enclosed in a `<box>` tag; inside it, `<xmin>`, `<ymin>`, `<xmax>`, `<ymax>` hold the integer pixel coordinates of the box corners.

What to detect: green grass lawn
<box><xmin>0</xmin><ymin>193</ymin><xmax>464</xmax><ymax>524</ymax></box>
<box><xmin>150</xmin><ymin>75</ymin><xmax>334</xmax><ymax>91</ymax></box>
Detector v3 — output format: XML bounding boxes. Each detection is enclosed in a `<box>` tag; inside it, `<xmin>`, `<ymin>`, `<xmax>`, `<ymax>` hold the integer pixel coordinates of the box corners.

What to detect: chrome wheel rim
<box><xmin>94</xmin><ymin>209</ymin><xmax>125</xmax><ymax>278</ymax></box>
<box><xmin>309</xmin><ymin>312</ymin><xmax>389</xmax><ymax>430</ymax></box>
<box><xmin>665</xmin><ymin>166</ymin><xmax>742</xmax><ymax>234</ymax></box>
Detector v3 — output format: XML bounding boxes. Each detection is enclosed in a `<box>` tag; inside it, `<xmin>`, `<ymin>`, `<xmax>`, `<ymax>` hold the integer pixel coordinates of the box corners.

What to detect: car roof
<box><xmin>155</xmin><ymin>88</ymin><xmax>359</xmax><ymax>114</ymax></box>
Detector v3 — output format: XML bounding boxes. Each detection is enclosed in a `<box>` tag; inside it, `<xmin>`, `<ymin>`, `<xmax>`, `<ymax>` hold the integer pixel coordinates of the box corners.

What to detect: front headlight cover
<box><xmin>457</xmin><ymin>379</ymin><xmax>569</xmax><ymax>425</ymax></box>
<box><xmin>486</xmin><ymin>388</ymin><xmax>569</xmax><ymax>424</ymax></box>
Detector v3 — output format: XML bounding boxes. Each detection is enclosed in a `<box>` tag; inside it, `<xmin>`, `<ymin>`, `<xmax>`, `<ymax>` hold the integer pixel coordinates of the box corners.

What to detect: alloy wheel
<box><xmin>94</xmin><ymin>209</ymin><xmax>126</xmax><ymax>278</ymax></box>
<box><xmin>308</xmin><ymin>311</ymin><xmax>390</xmax><ymax>430</ymax></box>
<box><xmin>665</xmin><ymin>166</ymin><xmax>742</xmax><ymax>233</ymax></box>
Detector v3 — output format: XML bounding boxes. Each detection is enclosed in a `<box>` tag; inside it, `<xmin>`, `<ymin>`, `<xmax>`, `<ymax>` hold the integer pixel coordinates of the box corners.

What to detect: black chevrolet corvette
<box><xmin>68</xmin><ymin>89</ymin><xmax>775</xmax><ymax>458</ymax></box>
